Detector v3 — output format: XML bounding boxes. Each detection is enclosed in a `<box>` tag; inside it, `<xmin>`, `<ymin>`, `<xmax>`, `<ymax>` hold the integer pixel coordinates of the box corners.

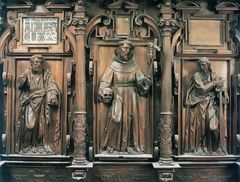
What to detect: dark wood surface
<box><xmin>0</xmin><ymin>0</ymin><xmax>240</xmax><ymax>182</ymax></box>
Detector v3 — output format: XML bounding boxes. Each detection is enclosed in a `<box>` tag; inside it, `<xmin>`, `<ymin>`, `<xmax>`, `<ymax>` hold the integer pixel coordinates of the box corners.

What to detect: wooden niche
<box><xmin>86</xmin><ymin>0</ymin><xmax>161</xmax><ymax>160</ymax></box>
<box><xmin>173</xmin><ymin>1</ymin><xmax>239</xmax><ymax>157</ymax></box>
<box><xmin>1</xmin><ymin>4</ymin><xmax>73</xmax><ymax>156</ymax></box>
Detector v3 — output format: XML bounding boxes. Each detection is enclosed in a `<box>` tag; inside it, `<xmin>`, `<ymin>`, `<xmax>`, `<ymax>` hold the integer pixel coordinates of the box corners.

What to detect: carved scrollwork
<box><xmin>135</xmin><ymin>27</ymin><xmax>148</xmax><ymax>39</ymax></box>
<box><xmin>98</xmin><ymin>26</ymin><xmax>112</xmax><ymax>38</ymax></box>
<box><xmin>64</xmin><ymin>39</ymin><xmax>71</xmax><ymax>52</ymax></box>
<box><xmin>7</xmin><ymin>11</ymin><xmax>17</xmax><ymax>27</ymax></box>
<box><xmin>63</xmin><ymin>11</ymin><xmax>73</xmax><ymax>29</ymax></box>
<box><xmin>72</xmin><ymin>170</ymin><xmax>87</xmax><ymax>182</ymax></box>
<box><xmin>86</xmin><ymin>14</ymin><xmax>113</xmax><ymax>46</ymax></box>
<box><xmin>158</xmin><ymin>172</ymin><xmax>173</xmax><ymax>182</ymax></box>
<box><xmin>102</xmin><ymin>15</ymin><xmax>112</xmax><ymax>26</ymax></box>
<box><xmin>135</xmin><ymin>14</ymin><xmax>144</xmax><ymax>26</ymax></box>
<box><xmin>134</xmin><ymin>14</ymin><xmax>160</xmax><ymax>40</ymax></box>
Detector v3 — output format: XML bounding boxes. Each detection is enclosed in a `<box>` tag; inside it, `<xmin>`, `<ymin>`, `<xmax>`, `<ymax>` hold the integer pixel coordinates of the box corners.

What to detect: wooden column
<box><xmin>158</xmin><ymin>2</ymin><xmax>175</xmax><ymax>163</ymax></box>
<box><xmin>159</xmin><ymin>30</ymin><xmax>173</xmax><ymax>161</ymax></box>
<box><xmin>157</xmin><ymin>1</ymin><xmax>182</xmax><ymax>163</ymax></box>
<box><xmin>73</xmin><ymin>31</ymin><xmax>87</xmax><ymax>162</ymax></box>
<box><xmin>69</xmin><ymin>1</ymin><xmax>93</xmax><ymax>181</ymax></box>
<box><xmin>153</xmin><ymin>3</ymin><xmax>181</xmax><ymax>182</ymax></box>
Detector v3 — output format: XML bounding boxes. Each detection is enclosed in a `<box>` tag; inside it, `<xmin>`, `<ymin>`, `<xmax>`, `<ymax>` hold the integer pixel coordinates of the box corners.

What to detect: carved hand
<box><xmin>17</xmin><ymin>76</ymin><xmax>26</xmax><ymax>88</ymax></box>
<box><xmin>143</xmin><ymin>76</ymin><xmax>152</xmax><ymax>87</ymax></box>
<box><xmin>49</xmin><ymin>94</ymin><xmax>58</xmax><ymax>105</ymax></box>
<box><xmin>214</xmin><ymin>79</ymin><xmax>224</xmax><ymax>88</ymax></box>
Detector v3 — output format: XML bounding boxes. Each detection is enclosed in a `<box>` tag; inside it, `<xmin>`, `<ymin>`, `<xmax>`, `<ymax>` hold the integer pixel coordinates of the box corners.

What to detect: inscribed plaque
<box><xmin>22</xmin><ymin>18</ymin><xmax>58</xmax><ymax>44</ymax></box>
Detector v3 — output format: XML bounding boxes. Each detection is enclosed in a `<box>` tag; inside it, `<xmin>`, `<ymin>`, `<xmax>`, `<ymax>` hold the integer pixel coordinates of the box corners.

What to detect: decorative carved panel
<box><xmin>2</xmin><ymin>56</ymin><xmax>71</xmax><ymax>155</ymax></box>
<box><xmin>93</xmin><ymin>165</ymin><xmax>158</xmax><ymax>182</ymax></box>
<box><xmin>176</xmin><ymin>1</ymin><xmax>236</xmax><ymax>55</ymax></box>
<box><xmin>92</xmin><ymin>41</ymin><xmax>155</xmax><ymax>158</ymax></box>
<box><xmin>175</xmin><ymin>58</ymin><xmax>235</xmax><ymax>155</ymax></box>
<box><xmin>6</xmin><ymin>5</ymin><xmax>69</xmax><ymax>53</ymax></box>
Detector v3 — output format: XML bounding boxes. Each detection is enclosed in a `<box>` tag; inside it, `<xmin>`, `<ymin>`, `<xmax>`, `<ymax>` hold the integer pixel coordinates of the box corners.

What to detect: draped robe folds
<box><xmin>17</xmin><ymin>68</ymin><xmax>59</xmax><ymax>153</ymax></box>
<box><xmin>99</xmin><ymin>57</ymin><xmax>150</xmax><ymax>153</ymax></box>
<box><xmin>184</xmin><ymin>70</ymin><xmax>222</xmax><ymax>153</ymax></box>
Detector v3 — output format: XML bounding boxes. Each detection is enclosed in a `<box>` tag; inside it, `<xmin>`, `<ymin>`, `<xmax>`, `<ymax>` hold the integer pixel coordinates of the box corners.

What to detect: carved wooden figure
<box><xmin>98</xmin><ymin>40</ymin><xmax>152</xmax><ymax>154</ymax></box>
<box><xmin>184</xmin><ymin>57</ymin><xmax>229</xmax><ymax>155</ymax></box>
<box><xmin>16</xmin><ymin>55</ymin><xmax>60</xmax><ymax>154</ymax></box>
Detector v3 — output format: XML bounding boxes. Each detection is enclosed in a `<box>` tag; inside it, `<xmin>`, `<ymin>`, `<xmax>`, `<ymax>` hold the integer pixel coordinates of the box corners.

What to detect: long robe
<box><xmin>99</xmin><ymin>57</ymin><xmax>150</xmax><ymax>152</ymax></box>
<box><xmin>17</xmin><ymin>68</ymin><xmax>59</xmax><ymax>153</ymax></box>
<box><xmin>184</xmin><ymin>70</ymin><xmax>219</xmax><ymax>153</ymax></box>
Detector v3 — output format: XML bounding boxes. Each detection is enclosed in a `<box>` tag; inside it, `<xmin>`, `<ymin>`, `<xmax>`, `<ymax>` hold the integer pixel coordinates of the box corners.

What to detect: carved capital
<box><xmin>158</xmin><ymin>1</ymin><xmax>183</xmax><ymax>36</ymax></box>
<box><xmin>158</xmin><ymin>18</ymin><xmax>183</xmax><ymax>36</ymax></box>
<box><xmin>72</xmin><ymin>170</ymin><xmax>87</xmax><ymax>182</ymax></box>
<box><xmin>71</xmin><ymin>0</ymin><xmax>88</xmax><ymax>33</ymax></box>
<box><xmin>159</xmin><ymin>112</ymin><xmax>173</xmax><ymax>159</ymax></box>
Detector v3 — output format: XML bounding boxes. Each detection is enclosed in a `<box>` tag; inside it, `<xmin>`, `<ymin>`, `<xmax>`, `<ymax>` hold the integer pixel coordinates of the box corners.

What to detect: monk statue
<box><xmin>98</xmin><ymin>40</ymin><xmax>152</xmax><ymax>154</ymax></box>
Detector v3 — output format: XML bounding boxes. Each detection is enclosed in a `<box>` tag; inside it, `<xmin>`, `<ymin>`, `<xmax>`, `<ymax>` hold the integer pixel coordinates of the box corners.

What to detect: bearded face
<box><xmin>31</xmin><ymin>58</ymin><xmax>44</xmax><ymax>73</ymax></box>
<box><xmin>119</xmin><ymin>43</ymin><xmax>133</xmax><ymax>62</ymax></box>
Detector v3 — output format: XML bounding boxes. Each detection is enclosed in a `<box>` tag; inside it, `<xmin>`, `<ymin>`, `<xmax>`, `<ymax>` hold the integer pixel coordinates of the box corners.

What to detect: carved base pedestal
<box><xmin>153</xmin><ymin>162</ymin><xmax>180</xmax><ymax>182</ymax></box>
<box><xmin>0</xmin><ymin>155</ymin><xmax>73</xmax><ymax>181</ymax></box>
<box><xmin>68</xmin><ymin>162</ymin><xmax>93</xmax><ymax>182</ymax></box>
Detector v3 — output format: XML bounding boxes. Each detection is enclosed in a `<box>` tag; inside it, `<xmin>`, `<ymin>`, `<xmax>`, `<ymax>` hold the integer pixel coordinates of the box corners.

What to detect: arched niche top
<box><xmin>86</xmin><ymin>14</ymin><xmax>112</xmax><ymax>47</ymax></box>
<box><xmin>216</xmin><ymin>2</ymin><xmax>240</xmax><ymax>11</ymax></box>
<box><xmin>0</xmin><ymin>28</ymin><xmax>12</xmax><ymax>59</ymax></box>
<box><xmin>86</xmin><ymin>13</ymin><xmax>161</xmax><ymax>48</ymax></box>
<box><xmin>176</xmin><ymin>1</ymin><xmax>200</xmax><ymax>10</ymax></box>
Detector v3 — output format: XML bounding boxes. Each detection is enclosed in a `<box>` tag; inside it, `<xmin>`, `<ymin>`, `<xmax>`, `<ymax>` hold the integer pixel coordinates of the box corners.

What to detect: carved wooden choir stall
<box><xmin>0</xmin><ymin>0</ymin><xmax>240</xmax><ymax>182</ymax></box>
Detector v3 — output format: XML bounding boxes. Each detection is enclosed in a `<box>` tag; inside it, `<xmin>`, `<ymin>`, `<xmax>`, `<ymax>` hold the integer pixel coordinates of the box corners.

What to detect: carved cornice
<box><xmin>107</xmin><ymin>0</ymin><xmax>139</xmax><ymax>10</ymax></box>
